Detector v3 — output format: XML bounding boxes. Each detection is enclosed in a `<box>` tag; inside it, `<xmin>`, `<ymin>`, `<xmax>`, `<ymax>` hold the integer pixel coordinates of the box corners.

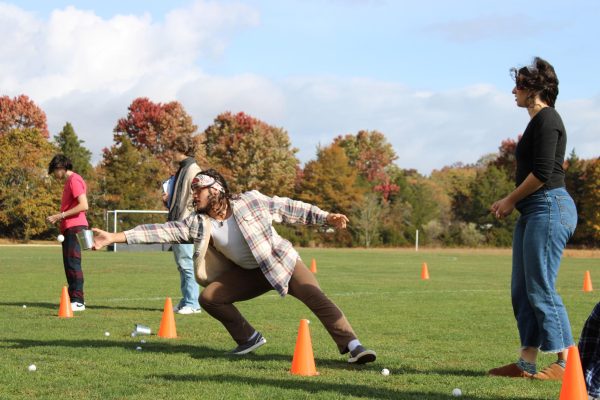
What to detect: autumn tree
<box><xmin>458</xmin><ymin>165</ymin><xmax>517</xmax><ymax>246</ymax></box>
<box><xmin>578</xmin><ymin>158</ymin><xmax>600</xmax><ymax>245</ymax></box>
<box><xmin>114</xmin><ymin>97</ymin><xmax>200</xmax><ymax>175</ymax></box>
<box><xmin>0</xmin><ymin>95</ymin><xmax>49</xmax><ymax>138</ymax></box>
<box><xmin>0</xmin><ymin>129</ymin><xmax>60</xmax><ymax>240</ymax></box>
<box><xmin>96</xmin><ymin>136</ymin><xmax>164</xmax><ymax>229</ymax></box>
<box><xmin>493</xmin><ymin>137</ymin><xmax>518</xmax><ymax>181</ymax></box>
<box><xmin>203</xmin><ymin>112</ymin><xmax>299</xmax><ymax>196</ymax></box>
<box><xmin>334</xmin><ymin>130</ymin><xmax>398</xmax><ymax>201</ymax></box>
<box><xmin>53</xmin><ymin>122</ymin><xmax>93</xmax><ymax>180</ymax></box>
<box><xmin>298</xmin><ymin>144</ymin><xmax>363</xmax><ymax>216</ymax></box>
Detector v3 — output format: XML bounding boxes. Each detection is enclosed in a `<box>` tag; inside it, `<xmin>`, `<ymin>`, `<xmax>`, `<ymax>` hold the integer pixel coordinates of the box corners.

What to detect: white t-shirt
<box><xmin>210</xmin><ymin>216</ymin><xmax>260</xmax><ymax>269</ymax></box>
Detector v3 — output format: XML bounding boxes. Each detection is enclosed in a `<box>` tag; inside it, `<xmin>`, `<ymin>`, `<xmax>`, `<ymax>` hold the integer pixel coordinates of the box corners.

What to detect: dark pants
<box><xmin>200</xmin><ymin>258</ymin><xmax>357</xmax><ymax>354</ymax></box>
<box><xmin>579</xmin><ymin>302</ymin><xmax>600</xmax><ymax>398</ymax></box>
<box><xmin>62</xmin><ymin>226</ymin><xmax>86</xmax><ymax>303</ymax></box>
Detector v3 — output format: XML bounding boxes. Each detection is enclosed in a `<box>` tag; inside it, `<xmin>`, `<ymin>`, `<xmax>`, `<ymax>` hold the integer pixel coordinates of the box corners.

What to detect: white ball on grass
<box><xmin>452</xmin><ymin>388</ymin><xmax>462</xmax><ymax>397</ymax></box>
<box><xmin>22</xmin><ymin>305</ymin><xmax>27</xmax><ymax>309</ymax></box>
<box><xmin>104</xmin><ymin>331</ymin><xmax>110</xmax><ymax>337</ymax></box>
<box><xmin>28</xmin><ymin>364</ymin><xmax>37</xmax><ymax>372</ymax></box>
<box><xmin>136</xmin><ymin>346</ymin><xmax>142</xmax><ymax>351</ymax></box>
<box><xmin>381</xmin><ymin>368</ymin><xmax>390</xmax><ymax>376</ymax></box>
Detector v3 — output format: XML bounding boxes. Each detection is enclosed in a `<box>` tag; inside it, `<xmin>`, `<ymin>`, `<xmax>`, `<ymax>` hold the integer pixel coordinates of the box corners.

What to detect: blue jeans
<box><xmin>511</xmin><ymin>187</ymin><xmax>577</xmax><ymax>352</ymax></box>
<box><xmin>172</xmin><ymin>244</ymin><xmax>200</xmax><ymax>309</ymax></box>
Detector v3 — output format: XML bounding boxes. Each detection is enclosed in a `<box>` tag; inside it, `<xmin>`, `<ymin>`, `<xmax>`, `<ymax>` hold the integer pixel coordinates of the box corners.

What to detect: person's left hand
<box><xmin>326</xmin><ymin>213</ymin><xmax>349</xmax><ymax>229</ymax></box>
<box><xmin>491</xmin><ymin>197</ymin><xmax>515</xmax><ymax>219</ymax></box>
<box><xmin>46</xmin><ymin>213</ymin><xmax>62</xmax><ymax>224</ymax></box>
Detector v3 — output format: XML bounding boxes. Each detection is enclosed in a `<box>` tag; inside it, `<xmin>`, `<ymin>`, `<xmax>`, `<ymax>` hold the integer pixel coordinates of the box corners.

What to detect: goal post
<box><xmin>105</xmin><ymin>209</ymin><xmax>168</xmax><ymax>252</ymax></box>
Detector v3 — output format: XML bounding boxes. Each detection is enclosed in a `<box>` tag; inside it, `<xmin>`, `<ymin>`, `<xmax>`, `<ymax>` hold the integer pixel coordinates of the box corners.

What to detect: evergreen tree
<box><xmin>54</xmin><ymin>122</ymin><xmax>93</xmax><ymax>180</ymax></box>
<box><xmin>0</xmin><ymin>128</ymin><xmax>60</xmax><ymax>240</ymax></box>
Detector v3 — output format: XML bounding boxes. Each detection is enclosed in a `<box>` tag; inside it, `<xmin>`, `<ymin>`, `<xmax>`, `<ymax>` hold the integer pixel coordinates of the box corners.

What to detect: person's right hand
<box><xmin>91</xmin><ymin>228</ymin><xmax>113</xmax><ymax>250</ymax></box>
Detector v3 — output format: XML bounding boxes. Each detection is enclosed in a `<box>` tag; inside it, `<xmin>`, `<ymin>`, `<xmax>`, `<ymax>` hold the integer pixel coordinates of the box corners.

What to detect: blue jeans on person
<box><xmin>511</xmin><ymin>187</ymin><xmax>577</xmax><ymax>353</ymax></box>
<box><xmin>172</xmin><ymin>244</ymin><xmax>200</xmax><ymax>310</ymax></box>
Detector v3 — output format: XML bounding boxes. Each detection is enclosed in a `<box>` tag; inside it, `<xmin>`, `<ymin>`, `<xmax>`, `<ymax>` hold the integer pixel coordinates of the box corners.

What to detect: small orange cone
<box><xmin>583</xmin><ymin>270</ymin><xmax>593</xmax><ymax>292</ymax></box>
<box><xmin>58</xmin><ymin>286</ymin><xmax>73</xmax><ymax>318</ymax></box>
<box><xmin>558</xmin><ymin>346</ymin><xmax>588</xmax><ymax>400</ymax></box>
<box><xmin>157</xmin><ymin>297</ymin><xmax>177</xmax><ymax>338</ymax></box>
<box><xmin>421</xmin><ymin>262</ymin><xmax>430</xmax><ymax>280</ymax></box>
<box><xmin>290</xmin><ymin>319</ymin><xmax>318</xmax><ymax>376</ymax></box>
<box><xmin>310</xmin><ymin>258</ymin><xmax>317</xmax><ymax>274</ymax></box>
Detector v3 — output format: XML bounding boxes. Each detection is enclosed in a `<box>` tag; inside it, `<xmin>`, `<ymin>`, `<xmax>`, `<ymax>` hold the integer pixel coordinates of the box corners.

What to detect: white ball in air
<box><xmin>57</xmin><ymin>234</ymin><xmax>65</xmax><ymax>243</ymax></box>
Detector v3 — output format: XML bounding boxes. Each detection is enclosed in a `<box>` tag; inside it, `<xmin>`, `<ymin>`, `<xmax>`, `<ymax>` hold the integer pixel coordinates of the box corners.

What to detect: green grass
<box><xmin>0</xmin><ymin>246</ymin><xmax>597</xmax><ymax>399</ymax></box>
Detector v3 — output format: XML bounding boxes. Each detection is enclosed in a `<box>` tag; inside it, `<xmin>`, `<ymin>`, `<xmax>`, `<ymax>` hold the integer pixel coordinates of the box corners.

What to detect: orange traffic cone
<box><xmin>559</xmin><ymin>346</ymin><xmax>588</xmax><ymax>400</ymax></box>
<box><xmin>157</xmin><ymin>297</ymin><xmax>177</xmax><ymax>338</ymax></box>
<box><xmin>290</xmin><ymin>319</ymin><xmax>318</xmax><ymax>376</ymax></box>
<box><xmin>58</xmin><ymin>286</ymin><xmax>73</xmax><ymax>318</ymax></box>
<box><xmin>310</xmin><ymin>258</ymin><xmax>317</xmax><ymax>274</ymax></box>
<box><xmin>583</xmin><ymin>270</ymin><xmax>593</xmax><ymax>292</ymax></box>
<box><xmin>421</xmin><ymin>262</ymin><xmax>430</xmax><ymax>280</ymax></box>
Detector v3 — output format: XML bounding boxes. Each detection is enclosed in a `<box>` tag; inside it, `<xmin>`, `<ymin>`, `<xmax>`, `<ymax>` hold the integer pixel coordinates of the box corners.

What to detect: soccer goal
<box><xmin>105</xmin><ymin>209</ymin><xmax>168</xmax><ymax>252</ymax></box>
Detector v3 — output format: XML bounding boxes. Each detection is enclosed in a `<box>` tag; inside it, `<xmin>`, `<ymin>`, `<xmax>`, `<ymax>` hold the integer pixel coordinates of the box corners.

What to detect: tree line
<box><xmin>1</xmin><ymin>94</ymin><xmax>598</xmax><ymax>247</ymax></box>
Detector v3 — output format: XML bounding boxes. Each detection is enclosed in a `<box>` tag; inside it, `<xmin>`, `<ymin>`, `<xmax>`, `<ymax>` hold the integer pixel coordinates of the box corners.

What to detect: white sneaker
<box><xmin>71</xmin><ymin>302</ymin><xmax>86</xmax><ymax>311</ymax></box>
<box><xmin>176</xmin><ymin>306</ymin><xmax>201</xmax><ymax>315</ymax></box>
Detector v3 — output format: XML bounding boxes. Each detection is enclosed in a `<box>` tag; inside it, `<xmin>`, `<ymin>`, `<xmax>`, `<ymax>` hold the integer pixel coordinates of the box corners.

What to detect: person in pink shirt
<box><xmin>47</xmin><ymin>154</ymin><xmax>89</xmax><ymax>311</ymax></box>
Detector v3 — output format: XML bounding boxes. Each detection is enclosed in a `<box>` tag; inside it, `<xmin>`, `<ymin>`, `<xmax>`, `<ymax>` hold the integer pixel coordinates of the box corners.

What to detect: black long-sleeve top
<box><xmin>515</xmin><ymin>107</ymin><xmax>566</xmax><ymax>189</ymax></box>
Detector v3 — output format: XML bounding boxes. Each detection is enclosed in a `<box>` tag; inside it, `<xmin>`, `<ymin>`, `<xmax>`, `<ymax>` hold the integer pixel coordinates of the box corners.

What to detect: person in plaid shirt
<box><xmin>579</xmin><ymin>302</ymin><xmax>600</xmax><ymax>400</ymax></box>
<box><xmin>93</xmin><ymin>169</ymin><xmax>376</xmax><ymax>364</ymax></box>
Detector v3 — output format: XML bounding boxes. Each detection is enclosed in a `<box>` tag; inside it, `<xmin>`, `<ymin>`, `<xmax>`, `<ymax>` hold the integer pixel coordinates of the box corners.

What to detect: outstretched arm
<box><xmin>325</xmin><ymin>213</ymin><xmax>349</xmax><ymax>229</ymax></box>
<box><xmin>92</xmin><ymin>228</ymin><xmax>125</xmax><ymax>250</ymax></box>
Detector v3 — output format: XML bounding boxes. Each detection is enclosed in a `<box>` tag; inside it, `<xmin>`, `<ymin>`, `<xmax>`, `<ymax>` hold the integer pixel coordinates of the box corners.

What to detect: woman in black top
<box><xmin>488</xmin><ymin>57</ymin><xmax>578</xmax><ymax>380</ymax></box>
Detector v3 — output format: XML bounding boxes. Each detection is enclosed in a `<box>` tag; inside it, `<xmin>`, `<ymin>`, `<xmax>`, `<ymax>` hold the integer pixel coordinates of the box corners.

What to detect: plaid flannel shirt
<box><xmin>579</xmin><ymin>302</ymin><xmax>600</xmax><ymax>397</ymax></box>
<box><xmin>124</xmin><ymin>190</ymin><xmax>329</xmax><ymax>296</ymax></box>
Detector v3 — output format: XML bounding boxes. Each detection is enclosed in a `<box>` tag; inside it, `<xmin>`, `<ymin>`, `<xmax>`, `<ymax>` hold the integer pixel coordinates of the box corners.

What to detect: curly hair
<box><xmin>198</xmin><ymin>169</ymin><xmax>238</xmax><ymax>215</ymax></box>
<box><xmin>511</xmin><ymin>57</ymin><xmax>559</xmax><ymax>107</ymax></box>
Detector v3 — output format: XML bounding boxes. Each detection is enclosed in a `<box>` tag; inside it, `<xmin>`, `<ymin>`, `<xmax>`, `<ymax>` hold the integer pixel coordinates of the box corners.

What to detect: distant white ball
<box><xmin>381</xmin><ymin>368</ymin><xmax>390</xmax><ymax>376</ymax></box>
<box><xmin>28</xmin><ymin>364</ymin><xmax>37</xmax><ymax>372</ymax></box>
<box><xmin>57</xmin><ymin>234</ymin><xmax>65</xmax><ymax>243</ymax></box>
<box><xmin>452</xmin><ymin>388</ymin><xmax>462</xmax><ymax>397</ymax></box>
<box><xmin>131</xmin><ymin>332</ymin><xmax>137</xmax><ymax>337</ymax></box>
<box><xmin>136</xmin><ymin>346</ymin><xmax>142</xmax><ymax>351</ymax></box>
<box><xmin>140</xmin><ymin>340</ymin><xmax>146</xmax><ymax>344</ymax></box>
<box><xmin>22</xmin><ymin>305</ymin><xmax>27</xmax><ymax>309</ymax></box>
<box><xmin>104</xmin><ymin>331</ymin><xmax>110</xmax><ymax>337</ymax></box>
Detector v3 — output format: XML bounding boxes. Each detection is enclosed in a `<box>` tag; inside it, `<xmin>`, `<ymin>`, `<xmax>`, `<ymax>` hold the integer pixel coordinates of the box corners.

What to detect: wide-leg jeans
<box><xmin>511</xmin><ymin>187</ymin><xmax>577</xmax><ymax>352</ymax></box>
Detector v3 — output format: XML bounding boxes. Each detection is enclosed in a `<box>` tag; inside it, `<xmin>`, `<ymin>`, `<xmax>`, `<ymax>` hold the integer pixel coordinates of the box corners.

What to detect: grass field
<box><xmin>0</xmin><ymin>246</ymin><xmax>597</xmax><ymax>399</ymax></box>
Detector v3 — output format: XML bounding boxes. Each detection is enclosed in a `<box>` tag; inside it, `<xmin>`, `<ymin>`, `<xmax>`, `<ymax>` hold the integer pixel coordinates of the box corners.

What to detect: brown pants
<box><xmin>199</xmin><ymin>258</ymin><xmax>357</xmax><ymax>354</ymax></box>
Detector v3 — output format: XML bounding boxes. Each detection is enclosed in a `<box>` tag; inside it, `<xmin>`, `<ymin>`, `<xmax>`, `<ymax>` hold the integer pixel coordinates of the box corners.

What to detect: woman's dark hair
<box><xmin>511</xmin><ymin>57</ymin><xmax>559</xmax><ymax>107</ymax></box>
<box><xmin>170</xmin><ymin>135</ymin><xmax>197</xmax><ymax>157</ymax></box>
<box><xmin>200</xmin><ymin>169</ymin><xmax>238</xmax><ymax>215</ymax></box>
<box><xmin>48</xmin><ymin>154</ymin><xmax>73</xmax><ymax>174</ymax></box>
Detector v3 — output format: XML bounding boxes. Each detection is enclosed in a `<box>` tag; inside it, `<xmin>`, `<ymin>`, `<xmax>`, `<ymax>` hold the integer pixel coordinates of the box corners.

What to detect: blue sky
<box><xmin>2</xmin><ymin>0</ymin><xmax>599</xmax><ymax>173</ymax></box>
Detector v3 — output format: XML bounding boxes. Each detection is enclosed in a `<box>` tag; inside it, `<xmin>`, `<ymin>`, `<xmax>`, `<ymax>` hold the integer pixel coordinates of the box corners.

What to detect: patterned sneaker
<box><xmin>71</xmin><ymin>302</ymin><xmax>86</xmax><ymax>312</ymax></box>
<box><xmin>533</xmin><ymin>362</ymin><xmax>565</xmax><ymax>381</ymax></box>
<box><xmin>176</xmin><ymin>306</ymin><xmax>201</xmax><ymax>315</ymax></box>
<box><xmin>230</xmin><ymin>332</ymin><xmax>267</xmax><ymax>355</ymax></box>
<box><xmin>488</xmin><ymin>363</ymin><xmax>533</xmax><ymax>378</ymax></box>
<box><xmin>348</xmin><ymin>345</ymin><xmax>377</xmax><ymax>364</ymax></box>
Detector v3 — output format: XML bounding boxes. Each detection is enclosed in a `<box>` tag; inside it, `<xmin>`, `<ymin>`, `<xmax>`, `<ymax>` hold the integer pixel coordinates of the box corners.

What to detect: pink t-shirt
<box><xmin>60</xmin><ymin>172</ymin><xmax>88</xmax><ymax>233</ymax></box>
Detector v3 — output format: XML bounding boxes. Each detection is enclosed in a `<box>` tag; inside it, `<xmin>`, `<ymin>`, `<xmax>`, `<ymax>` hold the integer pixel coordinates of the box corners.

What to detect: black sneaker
<box><xmin>348</xmin><ymin>345</ymin><xmax>376</xmax><ymax>364</ymax></box>
<box><xmin>229</xmin><ymin>332</ymin><xmax>267</xmax><ymax>355</ymax></box>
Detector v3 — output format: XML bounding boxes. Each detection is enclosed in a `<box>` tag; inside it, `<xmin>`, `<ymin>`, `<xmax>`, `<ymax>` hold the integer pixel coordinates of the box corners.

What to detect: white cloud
<box><xmin>1</xmin><ymin>1</ymin><xmax>597</xmax><ymax>175</ymax></box>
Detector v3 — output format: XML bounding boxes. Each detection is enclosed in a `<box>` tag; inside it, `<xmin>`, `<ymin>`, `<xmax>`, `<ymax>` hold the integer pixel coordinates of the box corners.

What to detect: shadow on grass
<box><xmin>0</xmin><ymin>301</ymin><xmax>161</xmax><ymax>312</ymax></box>
<box><xmin>0</xmin><ymin>338</ymin><xmax>351</xmax><ymax>368</ymax></box>
<box><xmin>399</xmin><ymin>365</ymin><xmax>486</xmax><ymax>377</ymax></box>
<box><xmin>153</xmin><ymin>373</ymin><xmax>544</xmax><ymax>400</ymax></box>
